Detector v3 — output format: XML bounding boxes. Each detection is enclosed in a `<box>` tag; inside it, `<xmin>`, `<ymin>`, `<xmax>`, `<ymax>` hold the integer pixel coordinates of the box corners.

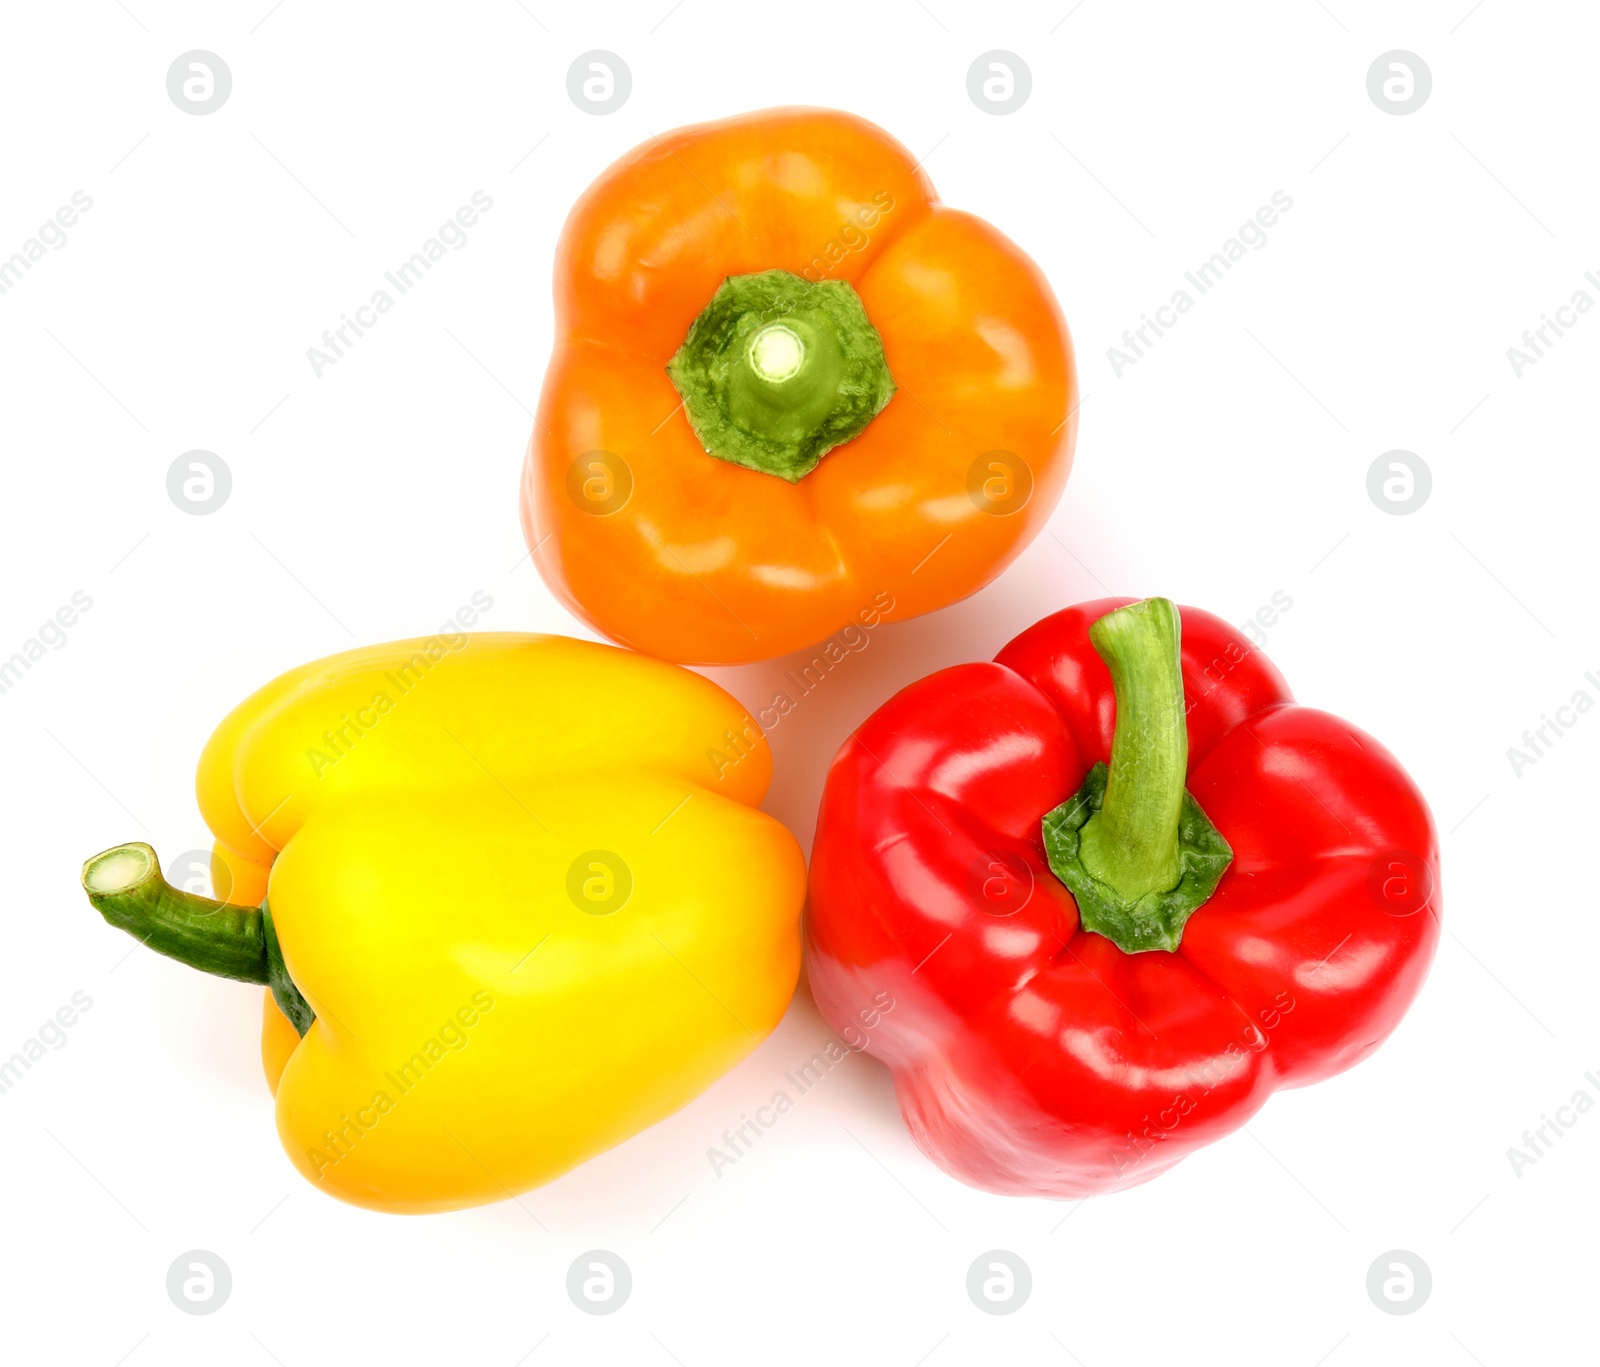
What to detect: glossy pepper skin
<box><xmin>805</xmin><ymin>598</ymin><xmax>1440</xmax><ymax>1197</ymax></box>
<box><xmin>82</xmin><ymin>634</ymin><xmax>804</xmax><ymax>1214</ymax></box>
<box><xmin>523</xmin><ymin>106</ymin><xmax>1076</xmax><ymax>666</ymax></box>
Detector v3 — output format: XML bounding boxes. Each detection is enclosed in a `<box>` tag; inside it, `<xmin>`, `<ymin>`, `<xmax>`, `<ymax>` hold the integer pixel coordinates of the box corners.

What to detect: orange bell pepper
<box><xmin>522</xmin><ymin>106</ymin><xmax>1077</xmax><ymax>665</ymax></box>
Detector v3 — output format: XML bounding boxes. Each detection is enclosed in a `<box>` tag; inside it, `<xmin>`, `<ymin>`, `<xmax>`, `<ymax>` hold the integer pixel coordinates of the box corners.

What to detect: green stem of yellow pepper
<box><xmin>82</xmin><ymin>842</ymin><xmax>315</xmax><ymax>1035</ymax></box>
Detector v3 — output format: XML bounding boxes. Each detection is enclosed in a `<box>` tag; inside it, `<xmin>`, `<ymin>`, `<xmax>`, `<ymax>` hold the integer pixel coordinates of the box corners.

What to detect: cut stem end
<box><xmin>83</xmin><ymin>842</ymin><xmax>156</xmax><ymax>895</ymax></box>
<box><xmin>666</xmin><ymin>269</ymin><xmax>895</xmax><ymax>482</ymax></box>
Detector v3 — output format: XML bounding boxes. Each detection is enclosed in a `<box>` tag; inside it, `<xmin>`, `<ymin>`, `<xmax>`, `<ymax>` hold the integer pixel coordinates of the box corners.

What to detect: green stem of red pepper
<box><xmin>1080</xmin><ymin>598</ymin><xmax>1189</xmax><ymax>895</ymax></box>
<box><xmin>1042</xmin><ymin>599</ymin><xmax>1233</xmax><ymax>953</ymax></box>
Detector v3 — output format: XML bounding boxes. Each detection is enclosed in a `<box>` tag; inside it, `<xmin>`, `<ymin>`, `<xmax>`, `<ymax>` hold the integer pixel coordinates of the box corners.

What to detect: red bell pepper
<box><xmin>806</xmin><ymin>597</ymin><xmax>1439</xmax><ymax>1196</ymax></box>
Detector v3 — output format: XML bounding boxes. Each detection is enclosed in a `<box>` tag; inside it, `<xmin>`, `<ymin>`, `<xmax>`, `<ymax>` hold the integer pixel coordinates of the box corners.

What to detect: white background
<box><xmin>2</xmin><ymin>1</ymin><xmax>1595</xmax><ymax>1363</ymax></box>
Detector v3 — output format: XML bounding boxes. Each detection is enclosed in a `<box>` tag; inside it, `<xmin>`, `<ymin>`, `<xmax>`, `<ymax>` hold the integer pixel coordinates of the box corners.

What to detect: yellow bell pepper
<box><xmin>80</xmin><ymin>632</ymin><xmax>803</xmax><ymax>1213</ymax></box>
